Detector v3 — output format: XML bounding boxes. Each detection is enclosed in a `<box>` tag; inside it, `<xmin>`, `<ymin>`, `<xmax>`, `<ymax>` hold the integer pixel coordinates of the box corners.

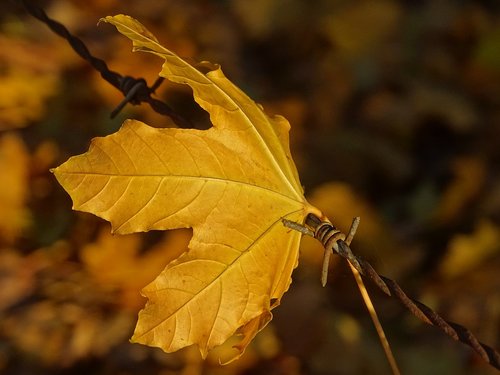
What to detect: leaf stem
<box><xmin>305</xmin><ymin>215</ymin><xmax>401</xmax><ymax>374</ymax></box>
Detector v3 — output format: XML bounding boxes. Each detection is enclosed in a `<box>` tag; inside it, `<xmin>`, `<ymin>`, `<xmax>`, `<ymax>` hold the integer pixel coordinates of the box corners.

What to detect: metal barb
<box><xmin>9</xmin><ymin>1</ymin><xmax>500</xmax><ymax>369</ymax></box>
<box><xmin>281</xmin><ymin>219</ymin><xmax>315</xmax><ymax>237</ymax></box>
<box><xmin>10</xmin><ymin>0</ymin><xmax>191</xmax><ymax>127</ymax></box>
<box><xmin>306</xmin><ymin>213</ymin><xmax>500</xmax><ymax>371</ymax></box>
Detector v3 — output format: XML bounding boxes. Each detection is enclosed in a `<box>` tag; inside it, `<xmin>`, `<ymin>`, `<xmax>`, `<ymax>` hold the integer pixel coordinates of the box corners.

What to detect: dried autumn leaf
<box><xmin>440</xmin><ymin>219</ymin><xmax>500</xmax><ymax>279</ymax></box>
<box><xmin>323</xmin><ymin>0</ymin><xmax>401</xmax><ymax>58</ymax></box>
<box><xmin>52</xmin><ymin>14</ymin><xmax>321</xmax><ymax>360</ymax></box>
<box><xmin>432</xmin><ymin>156</ymin><xmax>486</xmax><ymax>225</ymax></box>
<box><xmin>0</xmin><ymin>133</ymin><xmax>31</xmax><ymax>243</ymax></box>
<box><xmin>0</xmin><ymin>69</ymin><xmax>59</xmax><ymax>130</ymax></box>
<box><xmin>0</xmin><ymin>35</ymin><xmax>69</xmax><ymax>130</ymax></box>
<box><xmin>81</xmin><ymin>227</ymin><xmax>191</xmax><ymax>309</ymax></box>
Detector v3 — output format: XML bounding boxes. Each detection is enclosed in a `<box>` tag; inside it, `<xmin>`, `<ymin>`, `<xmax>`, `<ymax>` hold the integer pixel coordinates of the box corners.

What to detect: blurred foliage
<box><xmin>0</xmin><ymin>0</ymin><xmax>499</xmax><ymax>374</ymax></box>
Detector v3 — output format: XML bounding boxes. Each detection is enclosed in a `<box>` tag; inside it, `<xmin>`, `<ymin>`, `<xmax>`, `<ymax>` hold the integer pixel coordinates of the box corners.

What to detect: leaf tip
<box><xmin>98</xmin><ymin>14</ymin><xmax>128</xmax><ymax>25</ymax></box>
<box><xmin>97</xmin><ymin>15</ymin><xmax>117</xmax><ymax>28</ymax></box>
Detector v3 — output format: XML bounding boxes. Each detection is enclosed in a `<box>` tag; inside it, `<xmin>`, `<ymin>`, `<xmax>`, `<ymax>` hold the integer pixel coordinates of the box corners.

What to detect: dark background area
<box><xmin>1</xmin><ymin>0</ymin><xmax>499</xmax><ymax>374</ymax></box>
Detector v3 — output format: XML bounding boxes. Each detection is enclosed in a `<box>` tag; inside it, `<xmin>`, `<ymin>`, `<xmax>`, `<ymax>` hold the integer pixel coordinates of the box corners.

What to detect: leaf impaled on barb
<box><xmin>52</xmin><ymin>15</ymin><xmax>322</xmax><ymax>361</ymax></box>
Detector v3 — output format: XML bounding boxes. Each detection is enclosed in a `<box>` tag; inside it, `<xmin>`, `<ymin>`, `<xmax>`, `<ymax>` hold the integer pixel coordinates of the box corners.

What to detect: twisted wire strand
<box><xmin>10</xmin><ymin>0</ymin><xmax>191</xmax><ymax>127</ymax></box>
<box><xmin>11</xmin><ymin>0</ymin><xmax>499</xmax><ymax>369</ymax></box>
<box><xmin>305</xmin><ymin>214</ymin><xmax>500</xmax><ymax>371</ymax></box>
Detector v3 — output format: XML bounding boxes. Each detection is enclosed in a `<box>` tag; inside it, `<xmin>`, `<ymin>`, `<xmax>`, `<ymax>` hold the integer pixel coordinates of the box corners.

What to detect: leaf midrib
<box><xmin>62</xmin><ymin>171</ymin><xmax>304</xmax><ymax>206</ymax></box>
<box><xmin>167</xmin><ymin>70</ymin><xmax>302</xmax><ymax>200</ymax></box>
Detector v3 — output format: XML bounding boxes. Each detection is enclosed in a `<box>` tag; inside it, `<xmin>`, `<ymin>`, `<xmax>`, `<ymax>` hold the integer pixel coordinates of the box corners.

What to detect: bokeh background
<box><xmin>1</xmin><ymin>0</ymin><xmax>499</xmax><ymax>374</ymax></box>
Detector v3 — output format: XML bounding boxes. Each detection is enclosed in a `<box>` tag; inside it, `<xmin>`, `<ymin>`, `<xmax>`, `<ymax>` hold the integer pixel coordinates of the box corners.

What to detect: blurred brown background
<box><xmin>1</xmin><ymin>0</ymin><xmax>499</xmax><ymax>374</ymax></box>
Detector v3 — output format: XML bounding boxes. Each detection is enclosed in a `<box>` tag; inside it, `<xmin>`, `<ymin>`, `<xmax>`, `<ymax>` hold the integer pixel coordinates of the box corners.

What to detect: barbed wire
<box><xmin>9</xmin><ymin>0</ymin><xmax>192</xmax><ymax>128</ymax></box>
<box><xmin>10</xmin><ymin>0</ymin><xmax>500</xmax><ymax>371</ymax></box>
<box><xmin>300</xmin><ymin>214</ymin><xmax>500</xmax><ymax>371</ymax></box>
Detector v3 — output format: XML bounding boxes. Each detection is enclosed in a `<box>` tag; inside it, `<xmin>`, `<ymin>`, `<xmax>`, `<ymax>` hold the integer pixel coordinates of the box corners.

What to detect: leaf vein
<box><xmin>147</xmin><ymin>180</ymin><xmax>209</xmax><ymax>229</ymax></box>
<box><xmin>92</xmin><ymin>142</ymin><xmax>121</xmax><ymax>174</ymax></box>
<box><xmin>114</xmin><ymin>177</ymin><xmax>164</xmax><ymax>232</ymax></box>
<box><xmin>75</xmin><ymin>176</ymin><xmax>113</xmax><ymax>208</ymax></box>
<box><xmin>110</xmin><ymin>136</ymin><xmax>138</xmax><ymax>173</ymax></box>
<box><xmin>206</xmin><ymin>279</ymin><xmax>223</xmax><ymax>346</ymax></box>
<box><xmin>129</xmin><ymin>124</ymin><xmax>171</xmax><ymax>173</ymax></box>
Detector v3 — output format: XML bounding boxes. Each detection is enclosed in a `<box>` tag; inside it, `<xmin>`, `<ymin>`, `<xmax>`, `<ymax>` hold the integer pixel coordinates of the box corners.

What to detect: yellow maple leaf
<box><xmin>52</xmin><ymin>15</ymin><xmax>322</xmax><ymax>361</ymax></box>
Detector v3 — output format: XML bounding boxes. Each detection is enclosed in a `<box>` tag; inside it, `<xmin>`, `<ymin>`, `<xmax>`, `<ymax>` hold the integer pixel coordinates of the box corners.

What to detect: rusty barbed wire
<box><xmin>9</xmin><ymin>0</ymin><xmax>192</xmax><ymax>128</ymax></box>
<box><xmin>302</xmin><ymin>213</ymin><xmax>500</xmax><ymax>371</ymax></box>
<box><xmin>10</xmin><ymin>0</ymin><xmax>500</xmax><ymax>370</ymax></box>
